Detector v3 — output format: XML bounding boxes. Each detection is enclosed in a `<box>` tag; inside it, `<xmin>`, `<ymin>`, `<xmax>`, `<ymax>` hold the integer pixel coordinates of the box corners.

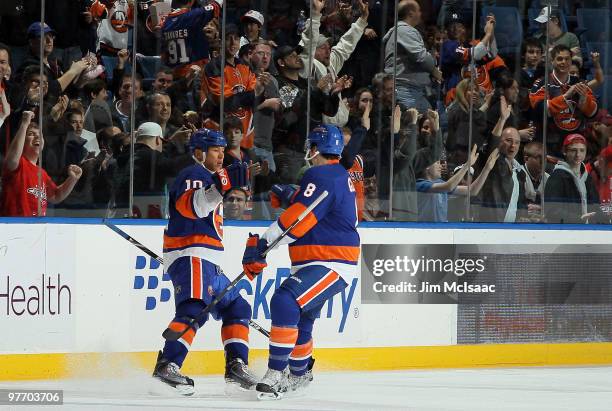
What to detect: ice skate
<box><xmin>152</xmin><ymin>351</ymin><xmax>195</xmax><ymax>396</ymax></box>
<box><xmin>224</xmin><ymin>357</ymin><xmax>259</xmax><ymax>390</ymax></box>
<box><xmin>256</xmin><ymin>368</ymin><xmax>289</xmax><ymax>400</ymax></box>
<box><xmin>288</xmin><ymin>358</ymin><xmax>315</xmax><ymax>393</ymax></box>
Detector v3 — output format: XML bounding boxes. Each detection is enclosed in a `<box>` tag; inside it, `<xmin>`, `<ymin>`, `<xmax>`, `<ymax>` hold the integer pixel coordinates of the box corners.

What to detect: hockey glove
<box><xmin>212</xmin><ymin>162</ymin><xmax>249</xmax><ymax>194</ymax></box>
<box><xmin>242</xmin><ymin>233</ymin><xmax>268</xmax><ymax>280</ymax></box>
<box><xmin>270</xmin><ymin>184</ymin><xmax>300</xmax><ymax>209</ymax></box>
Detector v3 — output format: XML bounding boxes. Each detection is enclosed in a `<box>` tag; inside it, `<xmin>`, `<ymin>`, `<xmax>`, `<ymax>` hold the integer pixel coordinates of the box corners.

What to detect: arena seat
<box><xmin>481</xmin><ymin>6</ymin><xmax>523</xmax><ymax>57</ymax></box>
<box><xmin>576</xmin><ymin>8</ymin><xmax>612</xmax><ymax>44</ymax></box>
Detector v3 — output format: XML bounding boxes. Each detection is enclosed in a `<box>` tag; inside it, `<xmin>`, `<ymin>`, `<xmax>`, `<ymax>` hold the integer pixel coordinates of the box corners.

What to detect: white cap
<box><xmin>453</xmin><ymin>164</ymin><xmax>475</xmax><ymax>175</ymax></box>
<box><xmin>535</xmin><ymin>6</ymin><xmax>552</xmax><ymax>23</ymax></box>
<box><xmin>137</xmin><ymin>122</ymin><xmax>163</xmax><ymax>139</ymax></box>
<box><xmin>241</xmin><ymin>10</ymin><xmax>264</xmax><ymax>26</ymax></box>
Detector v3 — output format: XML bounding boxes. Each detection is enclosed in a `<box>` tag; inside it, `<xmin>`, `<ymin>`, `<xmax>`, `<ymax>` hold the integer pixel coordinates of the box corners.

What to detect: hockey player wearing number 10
<box><xmin>242</xmin><ymin>124</ymin><xmax>361</xmax><ymax>400</ymax></box>
<box><xmin>152</xmin><ymin>129</ymin><xmax>259</xmax><ymax>395</ymax></box>
<box><xmin>161</xmin><ymin>0</ymin><xmax>222</xmax><ymax>78</ymax></box>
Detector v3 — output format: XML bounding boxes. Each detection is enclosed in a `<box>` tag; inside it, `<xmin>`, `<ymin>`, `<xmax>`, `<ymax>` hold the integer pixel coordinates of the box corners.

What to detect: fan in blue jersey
<box><xmin>161</xmin><ymin>0</ymin><xmax>222</xmax><ymax>77</ymax></box>
<box><xmin>241</xmin><ymin>124</ymin><xmax>361</xmax><ymax>400</ymax></box>
<box><xmin>153</xmin><ymin>128</ymin><xmax>259</xmax><ymax>395</ymax></box>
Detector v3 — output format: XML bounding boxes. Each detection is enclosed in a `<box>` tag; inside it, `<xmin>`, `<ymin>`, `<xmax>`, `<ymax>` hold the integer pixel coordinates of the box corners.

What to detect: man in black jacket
<box><xmin>114</xmin><ymin>122</ymin><xmax>191</xmax><ymax>215</ymax></box>
<box><xmin>475</xmin><ymin>97</ymin><xmax>528</xmax><ymax>223</ymax></box>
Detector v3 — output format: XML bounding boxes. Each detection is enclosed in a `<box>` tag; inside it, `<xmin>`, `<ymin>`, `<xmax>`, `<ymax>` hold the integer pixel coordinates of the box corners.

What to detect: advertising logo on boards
<box><xmin>132</xmin><ymin>255</ymin><xmax>358</xmax><ymax>332</ymax></box>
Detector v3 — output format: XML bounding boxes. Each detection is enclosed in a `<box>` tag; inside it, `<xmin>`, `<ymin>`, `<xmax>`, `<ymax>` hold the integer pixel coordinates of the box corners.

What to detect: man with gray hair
<box><xmin>382</xmin><ymin>0</ymin><xmax>441</xmax><ymax>113</ymax></box>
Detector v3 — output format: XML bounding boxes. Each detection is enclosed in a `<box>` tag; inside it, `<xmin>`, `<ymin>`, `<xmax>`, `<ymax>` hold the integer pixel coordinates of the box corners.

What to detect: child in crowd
<box><xmin>416</xmin><ymin>145</ymin><xmax>499</xmax><ymax>222</ymax></box>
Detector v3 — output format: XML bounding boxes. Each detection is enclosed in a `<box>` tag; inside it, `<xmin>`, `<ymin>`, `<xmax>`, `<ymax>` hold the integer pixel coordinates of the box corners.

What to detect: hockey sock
<box><xmin>288</xmin><ymin>316</ymin><xmax>314</xmax><ymax>376</ymax></box>
<box><xmin>162</xmin><ymin>324</ymin><xmax>194</xmax><ymax>368</ymax></box>
<box><xmin>162</xmin><ymin>300</ymin><xmax>206</xmax><ymax>367</ymax></box>
<box><xmin>268</xmin><ymin>288</ymin><xmax>300</xmax><ymax>371</ymax></box>
<box><xmin>221</xmin><ymin>297</ymin><xmax>251</xmax><ymax>363</ymax></box>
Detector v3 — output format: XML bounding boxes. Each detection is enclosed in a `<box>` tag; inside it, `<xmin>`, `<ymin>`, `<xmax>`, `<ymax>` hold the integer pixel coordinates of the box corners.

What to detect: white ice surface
<box><xmin>1</xmin><ymin>367</ymin><xmax>611</xmax><ymax>411</ymax></box>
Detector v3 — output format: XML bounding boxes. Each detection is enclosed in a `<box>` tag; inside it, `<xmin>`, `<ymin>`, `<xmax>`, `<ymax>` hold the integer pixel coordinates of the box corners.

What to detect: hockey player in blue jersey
<box><xmin>241</xmin><ymin>124</ymin><xmax>361</xmax><ymax>399</ymax></box>
<box><xmin>153</xmin><ymin>128</ymin><xmax>259</xmax><ymax>395</ymax></box>
<box><xmin>161</xmin><ymin>0</ymin><xmax>222</xmax><ymax>77</ymax></box>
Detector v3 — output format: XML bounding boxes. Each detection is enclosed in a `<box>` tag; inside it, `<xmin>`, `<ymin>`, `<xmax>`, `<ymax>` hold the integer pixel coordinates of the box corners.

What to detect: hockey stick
<box><xmin>103</xmin><ymin>221</ymin><xmax>272</xmax><ymax>338</ymax></box>
<box><xmin>162</xmin><ymin>189</ymin><xmax>330</xmax><ymax>342</ymax></box>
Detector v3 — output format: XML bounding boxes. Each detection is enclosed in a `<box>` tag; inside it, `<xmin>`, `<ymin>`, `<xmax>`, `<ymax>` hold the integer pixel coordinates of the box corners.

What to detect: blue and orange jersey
<box><xmin>163</xmin><ymin>163</ymin><xmax>224</xmax><ymax>269</ymax></box>
<box><xmin>262</xmin><ymin>161</ymin><xmax>360</xmax><ymax>279</ymax></box>
<box><xmin>441</xmin><ymin>38</ymin><xmax>506</xmax><ymax>105</ymax></box>
<box><xmin>530</xmin><ymin>73</ymin><xmax>598</xmax><ymax>133</ymax></box>
<box><xmin>201</xmin><ymin>57</ymin><xmax>256</xmax><ymax>149</ymax></box>
<box><xmin>161</xmin><ymin>1</ymin><xmax>221</xmax><ymax>72</ymax></box>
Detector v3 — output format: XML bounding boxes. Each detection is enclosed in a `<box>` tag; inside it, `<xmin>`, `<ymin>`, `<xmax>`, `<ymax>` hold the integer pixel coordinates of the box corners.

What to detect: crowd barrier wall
<box><xmin>1</xmin><ymin>219</ymin><xmax>612</xmax><ymax>380</ymax></box>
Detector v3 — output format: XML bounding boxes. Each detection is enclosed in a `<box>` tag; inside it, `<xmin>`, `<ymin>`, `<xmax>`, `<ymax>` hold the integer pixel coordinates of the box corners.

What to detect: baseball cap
<box><xmin>445</xmin><ymin>11</ymin><xmax>464</xmax><ymax>28</ymax></box>
<box><xmin>137</xmin><ymin>122</ymin><xmax>163</xmax><ymax>139</ymax></box>
<box><xmin>27</xmin><ymin>22</ymin><xmax>56</xmax><ymax>38</ymax></box>
<box><xmin>241</xmin><ymin>10</ymin><xmax>264</xmax><ymax>26</ymax></box>
<box><xmin>453</xmin><ymin>164</ymin><xmax>475</xmax><ymax>175</ymax></box>
<box><xmin>534</xmin><ymin>6</ymin><xmax>559</xmax><ymax>23</ymax></box>
<box><xmin>274</xmin><ymin>45</ymin><xmax>304</xmax><ymax>62</ymax></box>
<box><xmin>562</xmin><ymin>133</ymin><xmax>587</xmax><ymax>147</ymax></box>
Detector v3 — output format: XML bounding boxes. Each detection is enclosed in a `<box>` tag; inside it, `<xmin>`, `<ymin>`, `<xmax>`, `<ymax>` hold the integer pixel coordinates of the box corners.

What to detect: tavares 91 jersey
<box><xmin>161</xmin><ymin>1</ymin><xmax>221</xmax><ymax>69</ymax></box>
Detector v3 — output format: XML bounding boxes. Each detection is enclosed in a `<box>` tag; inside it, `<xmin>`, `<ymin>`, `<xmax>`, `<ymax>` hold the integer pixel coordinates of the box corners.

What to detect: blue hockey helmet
<box><xmin>189</xmin><ymin>128</ymin><xmax>227</xmax><ymax>153</ymax></box>
<box><xmin>305</xmin><ymin>124</ymin><xmax>344</xmax><ymax>156</ymax></box>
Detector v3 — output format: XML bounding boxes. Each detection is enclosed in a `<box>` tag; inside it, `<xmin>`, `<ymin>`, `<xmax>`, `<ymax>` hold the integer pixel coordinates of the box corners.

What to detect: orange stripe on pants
<box><xmin>191</xmin><ymin>257</ymin><xmax>202</xmax><ymax>299</ymax></box>
<box><xmin>296</xmin><ymin>271</ymin><xmax>339</xmax><ymax>307</ymax></box>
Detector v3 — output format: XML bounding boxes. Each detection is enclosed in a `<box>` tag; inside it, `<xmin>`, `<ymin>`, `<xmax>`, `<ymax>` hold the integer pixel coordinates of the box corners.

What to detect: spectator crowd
<box><xmin>0</xmin><ymin>0</ymin><xmax>610</xmax><ymax>224</ymax></box>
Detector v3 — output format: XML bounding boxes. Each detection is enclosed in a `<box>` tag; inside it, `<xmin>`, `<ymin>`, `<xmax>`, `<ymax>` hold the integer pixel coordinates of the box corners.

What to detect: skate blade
<box><xmin>149</xmin><ymin>377</ymin><xmax>194</xmax><ymax>397</ymax></box>
<box><xmin>224</xmin><ymin>382</ymin><xmax>256</xmax><ymax>399</ymax></box>
<box><xmin>257</xmin><ymin>390</ymin><xmax>284</xmax><ymax>401</ymax></box>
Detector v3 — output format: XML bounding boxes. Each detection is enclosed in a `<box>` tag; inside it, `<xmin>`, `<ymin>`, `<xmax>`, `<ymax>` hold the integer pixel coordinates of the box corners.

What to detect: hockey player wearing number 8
<box><xmin>242</xmin><ymin>124</ymin><xmax>361</xmax><ymax>400</ymax></box>
<box><xmin>152</xmin><ymin>128</ymin><xmax>259</xmax><ymax>395</ymax></box>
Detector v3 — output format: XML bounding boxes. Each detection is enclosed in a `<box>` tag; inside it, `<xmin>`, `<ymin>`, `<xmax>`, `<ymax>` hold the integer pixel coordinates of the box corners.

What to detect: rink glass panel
<box><xmin>0</xmin><ymin>1</ymin><xmax>609</xmax><ymax>224</ymax></box>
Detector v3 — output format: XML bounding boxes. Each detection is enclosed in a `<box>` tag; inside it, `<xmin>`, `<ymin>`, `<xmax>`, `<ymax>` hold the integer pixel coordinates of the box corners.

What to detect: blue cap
<box><xmin>27</xmin><ymin>22</ymin><xmax>56</xmax><ymax>38</ymax></box>
<box><xmin>189</xmin><ymin>128</ymin><xmax>227</xmax><ymax>153</ymax></box>
<box><xmin>306</xmin><ymin>124</ymin><xmax>344</xmax><ymax>156</ymax></box>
